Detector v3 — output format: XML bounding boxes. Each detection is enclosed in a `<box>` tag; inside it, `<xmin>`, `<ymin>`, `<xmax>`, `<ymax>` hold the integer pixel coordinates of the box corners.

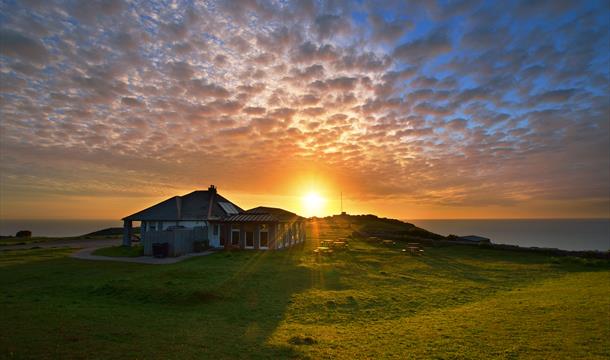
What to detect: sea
<box><xmin>410</xmin><ymin>219</ymin><xmax>609</xmax><ymax>252</ymax></box>
<box><xmin>0</xmin><ymin>219</ymin><xmax>124</xmax><ymax>238</ymax></box>
<box><xmin>0</xmin><ymin>218</ymin><xmax>608</xmax><ymax>252</ymax></box>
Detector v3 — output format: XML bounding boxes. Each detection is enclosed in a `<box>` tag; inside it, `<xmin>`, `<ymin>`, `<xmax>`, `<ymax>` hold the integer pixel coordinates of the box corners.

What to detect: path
<box><xmin>2</xmin><ymin>238</ymin><xmax>216</xmax><ymax>264</ymax></box>
<box><xmin>70</xmin><ymin>248</ymin><xmax>215</xmax><ymax>264</ymax></box>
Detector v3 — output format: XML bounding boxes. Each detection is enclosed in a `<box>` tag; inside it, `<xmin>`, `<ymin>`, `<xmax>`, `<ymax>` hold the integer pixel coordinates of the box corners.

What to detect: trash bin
<box><xmin>152</xmin><ymin>242</ymin><xmax>169</xmax><ymax>258</ymax></box>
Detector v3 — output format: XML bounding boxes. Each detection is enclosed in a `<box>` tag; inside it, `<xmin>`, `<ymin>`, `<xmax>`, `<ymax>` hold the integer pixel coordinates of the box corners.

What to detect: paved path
<box><xmin>1</xmin><ymin>238</ymin><xmax>121</xmax><ymax>251</ymax></box>
<box><xmin>70</xmin><ymin>248</ymin><xmax>215</xmax><ymax>264</ymax></box>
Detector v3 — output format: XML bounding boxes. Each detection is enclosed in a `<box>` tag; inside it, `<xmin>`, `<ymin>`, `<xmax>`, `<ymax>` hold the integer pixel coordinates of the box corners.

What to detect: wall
<box><xmin>141</xmin><ymin>220</ymin><xmax>208</xmax><ymax>231</ymax></box>
<box><xmin>142</xmin><ymin>227</ymin><xmax>207</xmax><ymax>256</ymax></box>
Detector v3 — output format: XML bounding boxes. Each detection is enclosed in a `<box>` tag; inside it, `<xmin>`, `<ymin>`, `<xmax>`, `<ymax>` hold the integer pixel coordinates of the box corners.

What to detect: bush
<box><xmin>16</xmin><ymin>230</ymin><xmax>32</xmax><ymax>238</ymax></box>
<box><xmin>289</xmin><ymin>336</ymin><xmax>317</xmax><ymax>345</ymax></box>
<box><xmin>193</xmin><ymin>240</ymin><xmax>209</xmax><ymax>253</ymax></box>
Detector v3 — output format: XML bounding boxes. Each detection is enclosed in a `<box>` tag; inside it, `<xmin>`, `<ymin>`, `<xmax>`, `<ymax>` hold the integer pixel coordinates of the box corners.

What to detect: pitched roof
<box><xmin>122</xmin><ymin>189</ymin><xmax>244</xmax><ymax>221</ymax></box>
<box><xmin>245</xmin><ymin>206</ymin><xmax>304</xmax><ymax>221</ymax></box>
<box><xmin>223</xmin><ymin>214</ymin><xmax>278</xmax><ymax>222</ymax></box>
<box><xmin>222</xmin><ymin>207</ymin><xmax>304</xmax><ymax>223</ymax></box>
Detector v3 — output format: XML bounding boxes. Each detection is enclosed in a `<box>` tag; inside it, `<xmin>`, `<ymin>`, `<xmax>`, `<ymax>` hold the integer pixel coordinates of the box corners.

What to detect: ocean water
<box><xmin>1</xmin><ymin>218</ymin><xmax>608</xmax><ymax>251</ymax></box>
<box><xmin>0</xmin><ymin>219</ymin><xmax>124</xmax><ymax>238</ymax></box>
<box><xmin>410</xmin><ymin>219</ymin><xmax>610</xmax><ymax>252</ymax></box>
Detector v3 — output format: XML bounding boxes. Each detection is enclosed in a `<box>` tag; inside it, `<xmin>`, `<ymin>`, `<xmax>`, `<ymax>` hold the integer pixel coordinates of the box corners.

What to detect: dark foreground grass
<box><xmin>92</xmin><ymin>245</ymin><xmax>144</xmax><ymax>257</ymax></box>
<box><xmin>0</xmin><ymin>218</ymin><xmax>608</xmax><ymax>359</ymax></box>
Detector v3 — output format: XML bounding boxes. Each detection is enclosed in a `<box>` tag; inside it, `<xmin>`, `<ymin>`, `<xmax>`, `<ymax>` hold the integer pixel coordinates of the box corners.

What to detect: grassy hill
<box><xmin>0</xmin><ymin>216</ymin><xmax>608</xmax><ymax>359</ymax></box>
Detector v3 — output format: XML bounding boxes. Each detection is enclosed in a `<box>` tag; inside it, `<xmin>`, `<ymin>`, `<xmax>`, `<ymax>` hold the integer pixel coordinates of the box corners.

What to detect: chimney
<box><xmin>207</xmin><ymin>185</ymin><xmax>217</xmax><ymax>219</ymax></box>
<box><xmin>176</xmin><ymin>196</ymin><xmax>182</xmax><ymax>220</ymax></box>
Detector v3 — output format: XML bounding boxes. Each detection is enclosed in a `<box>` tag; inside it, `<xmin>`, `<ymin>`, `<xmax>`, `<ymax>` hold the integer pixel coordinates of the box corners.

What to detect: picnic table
<box><xmin>406</xmin><ymin>243</ymin><xmax>424</xmax><ymax>255</ymax></box>
<box><xmin>332</xmin><ymin>241</ymin><xmax>348</xmax><ymax>249</ymax></box>
<box><xmin>314</xmin><ymin>246</ymin><xmax>333</xmax><ymax>254</ymax></box>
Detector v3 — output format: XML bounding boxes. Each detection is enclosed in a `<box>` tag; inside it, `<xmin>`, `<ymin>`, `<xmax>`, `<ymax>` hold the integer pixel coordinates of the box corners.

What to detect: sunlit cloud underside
<box><xmin>0</xmin><ymin>0</ymin><xmax>608</xmax><ymax>219</ymax></box>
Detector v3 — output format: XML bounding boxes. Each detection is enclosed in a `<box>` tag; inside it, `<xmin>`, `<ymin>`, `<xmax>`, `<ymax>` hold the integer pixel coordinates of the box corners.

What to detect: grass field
<box><xmin>1</xmin><ymin>217</ymin><xmax>608</xmax><ymax>359</ymax></box>
<box><xmin>0</xmin><ymin>234</ymin><xmax>121</xmax><ymax>247</ymax></box>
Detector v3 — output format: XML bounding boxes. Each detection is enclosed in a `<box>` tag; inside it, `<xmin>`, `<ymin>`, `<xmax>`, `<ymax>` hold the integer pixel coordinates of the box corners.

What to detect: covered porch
<box><xmin>214</xmin><ymin>215</ymin><xmax>306</xmax><ymax>250</ymax></box>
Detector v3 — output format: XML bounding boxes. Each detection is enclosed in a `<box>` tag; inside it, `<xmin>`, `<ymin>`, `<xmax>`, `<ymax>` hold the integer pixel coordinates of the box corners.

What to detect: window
<box><xmin>245</xmin><ymin>231</ymin><xmax>254</xmax><ymax>248</ymax></box>
<box><xmin>213</xmin><ymin>224</ymin><xmax>219</xmax><ymax>236</ymax></box>
<box><xmin>219</xmin><ymin>202</ymin><xmax>239</xmax><ymax>215</ymax></box>
<box><xmin>150</xmin><ymin>222</ymin><xmax>156</xmax><ymax>231</ymax></box>
<box><xmin>260</xmin><ymin>230</ymin><xmax>269</xmax><ymax>249</ymax></box>
<box><xmin>231</xmin><ymin>229</ymin><xmax>240</xmax><ymax>246</ymax></box>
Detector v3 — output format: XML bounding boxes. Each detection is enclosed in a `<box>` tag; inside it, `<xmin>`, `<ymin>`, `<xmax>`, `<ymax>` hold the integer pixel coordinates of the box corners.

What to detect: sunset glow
<box><xmin>0</xmin><ymin>1</ymin><xmax>608</xmax><ymax>220</ymax></box>
<box><xmin>302</xmin><ymin>192</ymin><xmax>326</xmax><ymax>217</ymax></box>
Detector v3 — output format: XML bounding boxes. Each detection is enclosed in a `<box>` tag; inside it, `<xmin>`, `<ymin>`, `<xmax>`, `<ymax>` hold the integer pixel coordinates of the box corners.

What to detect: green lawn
<box><xmin>0</xmin><ymin>218</ymin><xmax>608</xmax><ymax>359</ymax></box>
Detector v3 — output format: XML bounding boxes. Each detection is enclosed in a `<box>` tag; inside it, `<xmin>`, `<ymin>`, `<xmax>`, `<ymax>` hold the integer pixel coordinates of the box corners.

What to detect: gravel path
<box><xmin>70</xmin><ymin>248</ymin><xmax>215</xmax><ymax>264</ymax></box>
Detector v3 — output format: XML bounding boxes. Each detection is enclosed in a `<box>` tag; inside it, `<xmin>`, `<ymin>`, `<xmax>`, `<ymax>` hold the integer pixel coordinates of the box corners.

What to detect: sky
<box><xmin>0</xmin><ymin>0</ymin><xmax>609</xmax><ymax>220</ymax></box>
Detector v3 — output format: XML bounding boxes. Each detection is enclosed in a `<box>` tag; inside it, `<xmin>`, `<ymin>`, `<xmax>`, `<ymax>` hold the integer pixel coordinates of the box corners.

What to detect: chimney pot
<box><xmin>208</xmin><ymin>185</ymin><xmax>217</xmax><ymax>193</ymax></box>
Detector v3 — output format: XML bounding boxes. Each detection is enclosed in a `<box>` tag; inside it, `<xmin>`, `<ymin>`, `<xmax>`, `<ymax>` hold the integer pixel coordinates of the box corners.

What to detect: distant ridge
<box><xmin>82</xmin><ymin>227</ymin><xmax>140</xmax><ymax>237</ymax></box>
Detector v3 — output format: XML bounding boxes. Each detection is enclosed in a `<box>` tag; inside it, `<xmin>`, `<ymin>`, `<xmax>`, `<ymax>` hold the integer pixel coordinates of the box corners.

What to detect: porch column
<box><xmin>240</xmin><ymin>224</ymin><xmax>245</xmax><ymax>249</ymax></box>
<box><xmin>122</xmin><ymin>220</ymin><xmax>132</xmax><ymax>247</ymax></box>
<box><xmin>224</xmin><ymin>223</ymin><xmax>231</xmax><ymax>250</ymax></box>
<box><xmin>270</xmin><ymin>223</ymin><xmax>277</xmax><ymax>249</ymax></box>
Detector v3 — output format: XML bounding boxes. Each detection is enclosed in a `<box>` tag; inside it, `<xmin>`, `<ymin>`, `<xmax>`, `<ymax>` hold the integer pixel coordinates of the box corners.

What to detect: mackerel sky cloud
<box><xmin>0</xmin><ymin>0</ymin><xmax>609</xmax><ymax>219</ymax></box>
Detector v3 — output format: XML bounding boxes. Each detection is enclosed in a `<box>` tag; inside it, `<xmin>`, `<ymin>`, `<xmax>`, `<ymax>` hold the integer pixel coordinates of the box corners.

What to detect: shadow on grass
<box><xmin>0</xmin><ymin>246</ymin><xmax>315</xmax><ymax>359</ymax></box>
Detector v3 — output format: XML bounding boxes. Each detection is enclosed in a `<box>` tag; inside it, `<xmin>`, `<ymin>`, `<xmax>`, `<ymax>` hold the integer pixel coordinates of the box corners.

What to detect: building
<box><xmin>122</xmin><ymin>185</ymin><xmax>306</xmax><ymax>256</ymax></box>
<box><xmin>457</xmin><ymin>235</ymin><xmax>491</xmax><ymax>244</ymax></box>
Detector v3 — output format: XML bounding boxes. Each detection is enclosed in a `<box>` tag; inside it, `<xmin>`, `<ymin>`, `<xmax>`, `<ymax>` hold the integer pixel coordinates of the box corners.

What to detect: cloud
<box><xmin>369</xmin><ymin>14</ymin><xmax>412</xmax><ymax>43</ymax></box>
<box><xmin>166</xmin><ymin>61</ymin><xmax>195</xmax><ymax>81</ymax></box>
<box><xmin>292</xmin><ymin>41</ymin><xmax>339</xmax><ymax>63</ymax></box>
<box><xmin>188</xmin><ymin>80</ymin><xmax>231</xmax><ymax>99</ymax></box>
<box><xmin>0</xmin><ymin>29</ymin><xmax>49</xmax><ymax>65</ymax></box>
<box><xmin>393</xmin><ymin>28</ymin><xmax>452</xmax><ymax>63</ymax></box>
<box><xmin>314</xmin><ymin>14</ymin><xmax>351</xmax><ymax>40</ymax></box>
<box><xmin>121</xmin><ymin>97</ymin><xmax>144</xmax><ymax>107</ymax></box>
<box><xmin>0</xmin><ymin>0</ymin><xmax>608</xmax><ymax>219</ymax></box>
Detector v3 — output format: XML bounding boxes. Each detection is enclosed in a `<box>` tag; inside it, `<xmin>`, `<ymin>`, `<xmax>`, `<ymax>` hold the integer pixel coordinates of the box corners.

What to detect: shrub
<box><xmin>289</xmin><ymin>336</ymin><xmax>317</xmax><ymax>345</ymax></box>
<box><xmin>193</xmin><ymin>240</ymin><xmax>210</xmax><ymax>252</ymax></box>
<box><xmin>16</xmin><ymin>230</ymin><xmax>32</xmax><ymax>238</ymax></box>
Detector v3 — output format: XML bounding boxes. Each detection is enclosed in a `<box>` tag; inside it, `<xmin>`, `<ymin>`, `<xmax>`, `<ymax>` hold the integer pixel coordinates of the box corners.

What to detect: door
<box><xmin>260</xmin><ymin>230</ymin><xmax>269</xmax><ymax>249</ymax></box>
<box><xmin>219</xmin><ymin>224</ymin><xmax>226</xmax><ymax>247</ymax></box>
<box><xmin>209</xmin><ymin>224</ymin><xmax>220</xmax><ymax>248</ymax></box>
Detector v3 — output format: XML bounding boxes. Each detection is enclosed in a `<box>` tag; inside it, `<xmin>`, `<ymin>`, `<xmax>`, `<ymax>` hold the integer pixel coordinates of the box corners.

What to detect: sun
<box><xmin>302</xmin><ymin>191</ymin><xmax>326</xmax><ymax>217</ymax></box>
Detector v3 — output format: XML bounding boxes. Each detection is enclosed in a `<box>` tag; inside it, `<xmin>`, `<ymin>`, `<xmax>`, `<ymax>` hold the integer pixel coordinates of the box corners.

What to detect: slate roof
<box><xmin>122</xmin><ymin>189</ymin><xmax>244</xmax><ymax>221</ymax></box>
